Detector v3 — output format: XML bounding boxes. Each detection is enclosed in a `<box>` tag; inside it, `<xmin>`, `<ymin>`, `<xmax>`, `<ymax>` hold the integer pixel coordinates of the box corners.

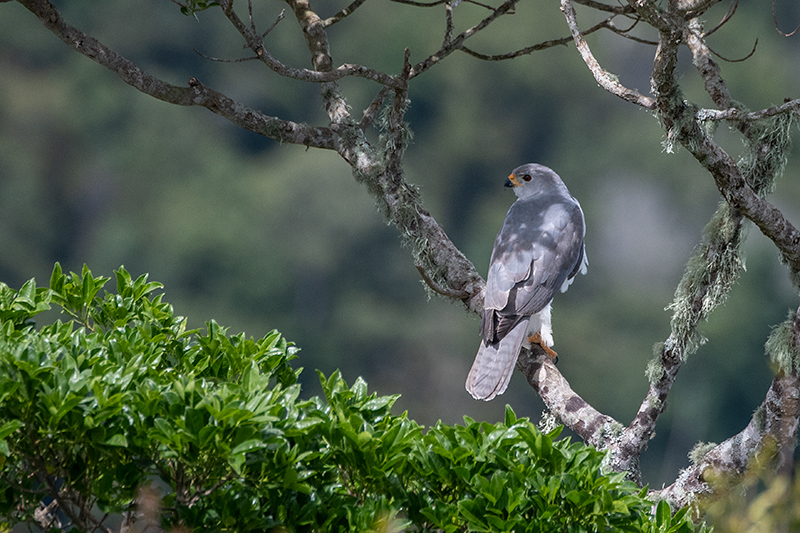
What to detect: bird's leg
<box><xmin>528</xmin><ymin>332</ymin><xmax>558</xmax><ymax>362</ymax></box>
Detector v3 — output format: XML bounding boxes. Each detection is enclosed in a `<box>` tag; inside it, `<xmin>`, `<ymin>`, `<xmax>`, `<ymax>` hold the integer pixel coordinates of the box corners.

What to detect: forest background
<box><xmin>1</xmin><ymin>0</ymin><xmax>799</xmax><ymax>489</ymax></box>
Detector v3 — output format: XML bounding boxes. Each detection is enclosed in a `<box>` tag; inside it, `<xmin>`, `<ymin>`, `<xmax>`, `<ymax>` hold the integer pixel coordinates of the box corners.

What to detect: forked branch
<box><xmin>656</xmin><ymin>368</ymin><xmax>800</xmax><ymax>510</ymax></box>
<box><xmin>15</xmin><ymin>0</ymin><xmax>338</xmax><ymax>150</ymax></box>
<box><xmin>560</xmin><ymin>0</ymin><xmax>656</xmax><ymax>109</ymax></box>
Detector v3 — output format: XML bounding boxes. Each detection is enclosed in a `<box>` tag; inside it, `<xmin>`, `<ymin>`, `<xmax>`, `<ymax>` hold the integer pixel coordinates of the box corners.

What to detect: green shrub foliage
<box><xmin>0</xmin><ymin>265</ymin><xmax>700</xmax><ymax>532</ymax></box>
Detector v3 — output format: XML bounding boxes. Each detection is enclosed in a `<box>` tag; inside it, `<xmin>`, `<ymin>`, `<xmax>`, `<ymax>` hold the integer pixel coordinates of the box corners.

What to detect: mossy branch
<box><xmin>765</xmin><ymin>307</ymin><xmax>800</xmax><ymax>376</ymax></box>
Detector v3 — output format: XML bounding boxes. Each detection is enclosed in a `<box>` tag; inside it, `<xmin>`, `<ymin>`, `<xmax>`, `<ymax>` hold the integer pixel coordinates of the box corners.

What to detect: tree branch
<box><xmin>656</xmin><ymin>371</ymin><xmax>800</xmax><ymax>510</ymax></box>
<box><xmin>697</xmin><ymin>98</ymin><xmax>800</xmax><ymax>122</ymax></box>
<box><xmin>281</xmin><ymin>0</ymin><xmax>353</xmax><ymax>123</ymax></box>
<box><xmin>218</xmin><ymin>0</ymin><xmax>405</xmax><ymax>89</ymax></box>
<box><xmin>15</xmin><ymin>0</ymin><xmax>338</xmax><ymax>150</ymax></box>
<box><xmin>548</xmin><ymin>3</ymin><xmax>800</xmax><ymax>491</ymax></box>
<box><xmin>773</xmin><ymin>0</ymin><xmax>800</xmax><ymax>36</ymax></box>
<box><xmin>460</xmin><ymin>16</ymin><xmax>618</xmax><ymax>61</ymax></box>
<box><xmin>573</xmin><ymin>0</ymin><xmax>634</xmax><ymax>15</ymax></box>
<box><xmin>277</xmin><ymin>0</ymin><xmax>487</xmax><ymax>312</ymax></box>
<box><xmin>516</xmin><ymin>347</ymin><xmax>623</xmax><ymax>451</ymax></box>
<box><xmin>651</xmin><ymin>13</ymin><xmax>800</xmax><ymax>278</ymax></box>
<box><xmin>560</xmin><ymin>0</ymin><xmax>657</xmax><ymax>109</ymax></box>
<box><xmin>321</xmin><ymin>0</ymin><xmax>369</xmax><ymax>27</ymax></box>
<box><xmin>409</xmin><ymin>0</ymin><xmax>522</xmax><ymax>78</ymax></box>
<box><xmin>684</xmin><ymin>18</ymin><xmax>733</xmax><ymax>108</ymax></box>
<box><xmin>359</xmin><ymin>87</ymin><xmax>392</xmax><ymax>130</ymax></box>
<box><xmin>628</xmin><ymin>5</ymin><xmax>800</xmax><ymax>507</ymax></box>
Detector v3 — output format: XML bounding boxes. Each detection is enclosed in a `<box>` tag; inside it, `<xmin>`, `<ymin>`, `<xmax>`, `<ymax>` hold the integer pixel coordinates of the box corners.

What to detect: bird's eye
<box><xmin>521</xmin><ymin>174</ymin><xmax>532</xmax><ymax>182</ymax></box>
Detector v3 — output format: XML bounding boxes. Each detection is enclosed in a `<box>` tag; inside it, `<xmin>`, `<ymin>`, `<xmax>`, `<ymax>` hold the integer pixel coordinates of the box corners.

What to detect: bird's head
<box><xmin>504</xmin><ymin>163</ymin><xmax>566</xmax><ymax>199</ymax></box>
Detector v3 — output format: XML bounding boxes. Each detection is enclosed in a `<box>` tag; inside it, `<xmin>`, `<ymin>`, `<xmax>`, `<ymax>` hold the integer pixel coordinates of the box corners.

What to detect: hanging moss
<box><xmin>736</xmin><ymin>112</ymin><xmax>797</xmax><ymax>196</ymax></box>
<box><xmin>740</xmin><ymin>113</ymin><xmax>800</xmax><ymax>288</ymax></box>
<box><xmin>666</xmin><ymin>200</ymin><xmax>745</xmax><ymax>360</ymax></box>
<box><xmin>657</xmin><ymin>111</ymin><xmax>798</xmax><ymax>370</ymax></box>
<box><xmin>377</xmin><ymin>96</ymin><xmax>413</xmax><ymax>162</ymax></box>
<box><xmin>764</xmin><ymin>310</ymin><xmax>800</xmax><ymax>376</ymax></box>
<box><xmin>689</xmin><ymin>442</ymin><xmax>718</xmax><ymax>466</ymax></box>
<box><xmin>646</xmin><ymin>342</ymin><xmax>666</xmax><ymax>384</ymax></box>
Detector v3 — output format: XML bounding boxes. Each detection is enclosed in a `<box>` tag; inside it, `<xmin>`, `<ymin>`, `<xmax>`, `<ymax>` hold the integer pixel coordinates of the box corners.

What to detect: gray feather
<box><xmin>466</xmin><ymin>320</ymin><xmax>528</xmax><ymax>400</ymax></box>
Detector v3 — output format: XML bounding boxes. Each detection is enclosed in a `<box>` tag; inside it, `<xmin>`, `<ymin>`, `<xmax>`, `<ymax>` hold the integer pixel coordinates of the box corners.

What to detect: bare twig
<box><xmin>416</xmin><ymin>264</ymin><xmax>471</xmax><ymax>299</ymax></box>
<box><xmin>359</xmin><ymin>87</ymin><xmax>392</xmax><ymax>130</ymax></box>
<box><xmin>262</xmin><ymin>8</ymin><xmax>286</xmax><ymax>36</ymax></box>
<box><xmin>605</xmin><ymin>16</ymin><xmax>658</xmax><ymax>45</ymax></box>
<box><xmin>247</xmin><ymin>0</ymin><xmax>256</xmax><ymax>34</ymax></box>
<box><xmin>773</xmin><ymin>0</ymin><xmax>800</xmax><ymax>37</ymax></box>
<box><xmin>410</xmin><ymin>0</ymin><xmax>522</xmax><ymax>78</ymax></box>
<box><xmin>193</xmin><ymin>49</ymin><xmax>260</xmax><ymax>62</ymax></box>
<box><xmin>703</xmin><ymin>0</ymin><xmax>737</xmax><ymax>37</ymax></box>
<box><xmin>322</xmin><ymin>0</ymin><xmax>368</xmax><ymax>27</ymax></box>
<box><xmin>708</xmin><ymin>38</ymin><xmax>757</xmax><ymax>63</ymax></box>
<box><xmin>217</xmin><ymin>1</ymin><xmax>404</xmax><ymax>89</ymax></box>
<box><xmin>460</xmin><ymin>41</ymin><xmax>567</xmax><ymax>61</ymax></box>
<box><xmin>573</xmin><ymin>0</ymin><xmax>633</xmax><ymax>14</ymax></box>
<box><xmin>461</xmin><ymin>16</ymin><xmax>620</xmax><ymax>61</ymax></box>
<box><xmin>16</xmin><ymin>0</ymin><xmax>340</xmax><ymax>149</ymax></box>
<box><xmin>463</xmin><ymin>0</ymin><xmax>508</xmax><ymax>11</ymax></box>
<box><xmin>90</xmin><ymin>513</ymin><xmax>110</xmax><ymax>533</ymax></box>
<box><xmin>444</xmin><ymin>1</ymin><xmax>454</xmax><ymax>45</ymax></box>
<box><xmin>388</xmin><ymin>0</ymin><xmax>446</xmax><ymax>7</ymax></box>
<box><xmin>560</xmin><ymin>0</ymin><xmax>656</xmax><ymax>109</ymax></box>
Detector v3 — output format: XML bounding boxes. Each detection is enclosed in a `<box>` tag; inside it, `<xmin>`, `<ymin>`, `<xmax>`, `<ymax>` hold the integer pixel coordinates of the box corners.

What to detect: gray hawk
<box><xmin>466</xmin><ymin>163</ymin><xmax>587</xmax><ymax>401</ymax></box>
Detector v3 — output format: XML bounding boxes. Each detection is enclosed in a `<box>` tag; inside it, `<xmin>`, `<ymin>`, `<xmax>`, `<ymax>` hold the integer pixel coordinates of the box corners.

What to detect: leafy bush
<box><xmin>0</xmin><ymin>265</ymin><xmax>702</xmax><ymax>532</ymax></box>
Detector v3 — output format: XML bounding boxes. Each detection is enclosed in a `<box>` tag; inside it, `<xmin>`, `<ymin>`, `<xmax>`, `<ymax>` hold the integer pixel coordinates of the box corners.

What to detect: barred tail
<box><xmin>465</xmin><ymin>320</ymin><xmax>528</xmax><ymax>401</ymax></box>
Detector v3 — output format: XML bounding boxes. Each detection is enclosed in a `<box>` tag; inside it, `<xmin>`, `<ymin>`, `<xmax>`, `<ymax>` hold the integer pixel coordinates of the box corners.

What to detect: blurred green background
<box><xmin>1</xmin><ymin>0</ymin><xmax>799</xmax><ymax>487</ymax></box>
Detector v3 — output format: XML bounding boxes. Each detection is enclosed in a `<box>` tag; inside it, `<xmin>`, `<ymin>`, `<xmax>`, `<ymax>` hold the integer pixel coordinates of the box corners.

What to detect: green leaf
<box><xmin>504</xmin><ymin>404</ymin><xmax>517</xmax><ymax>426</ymax></box>
<box><xmin>104</xmin><ymin>434</ymin><xmax>129</xmax><ymax>447</ymax></box>
<box><xmin>457</xmin><ymin>500</ymin><xmax>488</xmax><ymax>529</ymax></box>
<box><xmin>655</xmin><ymin>499</ymin><xmax>671</xmax><ymax>527</ymax></box>
<box><xmin>0</xmin><ymin>420</ymin><xmax>24</xmax><ymax>440</ymax></box>
<box><xmin>82</xmin><ymin>267</ymin><xmax>95</xmax><ymax>305</ymax></box>
<box><xmin>230</xmin><ymin>438</ymin><xmax>267</xmax><ymax>455</ymax></box>
<box><xmin>50</xmin><ymin>262</ymin><xmax>65</xmax><ymax>292</ymax></box>
<box><xmin>17</xmin><ymin>279</ymin><xmax>35</xmax><ymax>305</ymax></box>
<box><xmin>362</xmin><ymin>395</ymin><xmax>398</xmax><ymax>411</ymax></box>
<box><xmin>612</xmin><ymin>499</ymin><xmax>629</xmax><ymax>514</ymax></box>
<box><xmin>51</xmin><ymin>395</ymin><xmax>84</xmax><ymax>424</ymax></box>
<box><xmin>114</xmin><ymin>267</ymin><xmax>133</xmax><ymax>297</ymax></box>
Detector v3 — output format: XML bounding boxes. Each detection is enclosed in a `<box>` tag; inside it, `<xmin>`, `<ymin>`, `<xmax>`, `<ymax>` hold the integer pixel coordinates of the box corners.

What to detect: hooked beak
<box><xmin>504</xmin><ymin>173</ymin><xmax>521</xmax><ymax>188</ymax></box>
